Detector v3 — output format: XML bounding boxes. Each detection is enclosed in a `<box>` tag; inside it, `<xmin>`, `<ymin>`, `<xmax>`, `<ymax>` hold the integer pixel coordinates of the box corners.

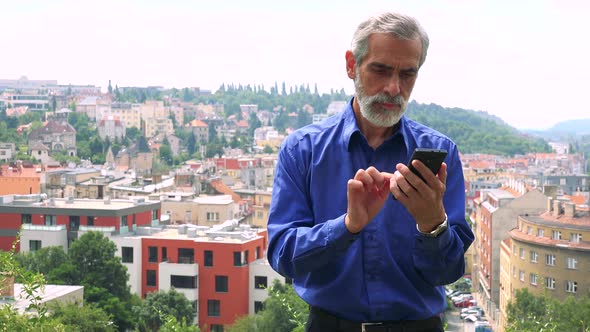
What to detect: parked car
<box><xmin>451</xmin><ymin>293</ymin><xmax>473</xmax><ymax>302</ymax></box>
<box><xmin>454</xmin><ymin>298</ymin><xmax>477</xmax><ymax>308</ymax></box>
<box><xmin>461</xmin><ymin>306</ymin><xmax>482</xmax><ymax>314</ymax></box>
<box><xmin>460</xmin><ymin>308</ymin><xmax>484</xmax><ymax>319</ymax></box>
<box><xmin>447</xmin><ymin>290</ymin><xmax>470</xmax><ymax>298</ymax></box>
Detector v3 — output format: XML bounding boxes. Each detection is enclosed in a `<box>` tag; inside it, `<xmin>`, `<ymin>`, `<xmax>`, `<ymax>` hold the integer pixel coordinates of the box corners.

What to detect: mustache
<box><xmin>365</xmin><ymin>93</ymin><xmax>406</xmax><ymax>105</ymax></box>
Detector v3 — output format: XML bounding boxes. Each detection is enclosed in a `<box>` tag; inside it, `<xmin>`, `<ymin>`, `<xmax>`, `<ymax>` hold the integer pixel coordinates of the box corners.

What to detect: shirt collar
<box><xmin>341</xmin><ymin>97</ymin><xmax>411</xmax><ymax>153</ymax></box>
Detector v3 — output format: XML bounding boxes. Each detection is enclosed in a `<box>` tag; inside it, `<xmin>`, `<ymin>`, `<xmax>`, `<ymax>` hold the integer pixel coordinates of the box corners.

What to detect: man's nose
<box><xmin>383</xmin><ymin>75</ymin><xmax>401</xmax><ymax>96</ymax></box>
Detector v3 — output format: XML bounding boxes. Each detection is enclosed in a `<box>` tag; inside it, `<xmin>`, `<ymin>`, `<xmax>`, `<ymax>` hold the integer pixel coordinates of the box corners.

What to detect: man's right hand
<box><xmin>345</xmin><ymin>166</ymin><xmax>390</xmax><ymax>233</ymax></box>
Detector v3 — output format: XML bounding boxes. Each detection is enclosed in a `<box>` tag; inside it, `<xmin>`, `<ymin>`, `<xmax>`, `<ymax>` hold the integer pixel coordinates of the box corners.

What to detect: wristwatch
<box><xmin>416</xmin><ymin>213</ymin><xmax>448</xmax><ymax>237</ymax></box>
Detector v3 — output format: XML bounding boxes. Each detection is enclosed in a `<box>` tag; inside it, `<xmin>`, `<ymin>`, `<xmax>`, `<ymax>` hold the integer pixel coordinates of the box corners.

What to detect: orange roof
<box><xmin>564</xmin><ymin>195</ymin><xmax>588</xmax><ymax>206</ymax></box>
<box><xmin>188</xmin><ymin>119</ymin><xmax>208</xmax><ymax>127</ymax></box>
<box><xmin>235</xmin><ymin>120</ymin><xmax>248</xmax><ymax>128</ymax></box>
<box><xmin>209</xmin><ymin>179</ymin><xmax>242</xmax><ymax>203</ymax></box>
<box><xmin>468</xmin><ymin>160</ymin><xmax>495</xmax><ymax>169</ymax></box>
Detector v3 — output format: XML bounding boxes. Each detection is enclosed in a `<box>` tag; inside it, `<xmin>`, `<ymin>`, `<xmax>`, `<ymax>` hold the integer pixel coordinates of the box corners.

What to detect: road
<box><xmin>445</xmin><ymin>306</ymin><xmax>463</xmax><ymax>332</ymax></box>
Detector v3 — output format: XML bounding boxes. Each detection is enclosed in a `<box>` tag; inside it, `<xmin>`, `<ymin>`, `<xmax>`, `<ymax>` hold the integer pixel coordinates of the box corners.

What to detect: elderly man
<box><xmin>267</xmin><ymin>12</ymin><xmax>474</xmax><ymax>332</ymax></box>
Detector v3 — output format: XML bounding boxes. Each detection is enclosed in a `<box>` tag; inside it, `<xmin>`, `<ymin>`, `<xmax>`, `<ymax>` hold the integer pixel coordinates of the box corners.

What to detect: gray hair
<box><xmin>351</xmin><ymin>12</ymin><xmax>429</xmax><ymax>68</ymax></box>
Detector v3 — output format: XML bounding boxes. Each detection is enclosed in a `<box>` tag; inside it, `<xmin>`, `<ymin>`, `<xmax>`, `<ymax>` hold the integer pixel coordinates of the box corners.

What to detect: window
<box><xmin>567</xmin><ymin>257</ymin><xmax>578</xmax><ymax>270</ymax></box>
<box><xmin>29</xmin><ymin>240</ymin><xmax>41</xmax><ymax>251</ymax></box>
<box><xmin>122</xmin><ymin>247</ymin><xmax>133</xmax><ymax>263</ymax></box>
<box><xmin>206</xmin><ymin>212</ymin><xmax>219</xmax><ymax>222</ymax></box>
<box><xmin>21</xmin><ymin>214</ymin><xmax>32</xmax><ymax>224</ymax></box>
<box><xmin>530</xmin><ymin>273</ymin><xmax>537</xmax><ymax>286</ymax></box>
<box><xmin>152</xmin><ymin>209</ymin><xmax>159</xmax><ymax>220</ymax></box>
<box><xmin>233</xmin><ymin>250</ymin><xmax>248</xmax><ymax>266</ymax></box>
<box><xmin>519</xmin><ymin>270</ymin><xmax>525</xmax><ymax>282</ymax></box>
<box><xmin>545</xmin><ymin>277</ymin><xmax>555</xmax><ymax>290</ymax></box>
<box><xmin>204</xmin><ymin>250</ymin><xmax>213</xmax><ymax>267</ymax></box>
<box><xmin>570</xmin><ymin>233</ymin><xmax>582</xmax><ymax>243</ymax></box>
<box><xmin>45</xmin><ymin>215</ymin><xmax>56</xmax><ymax>226</ymax></box>
<box><xmin>257</xmin><ymin>211</ymin><xmax>263</xmax><ymax>218</ymax></box>
<box><xmin>512</xmin><ymin>266</ymin><xmax>516</xmax><ymax>278</ymax></box>
<box><xmin>87</xmin><ymin>216</ymin><xmax>94</xmax><ymax>226</ymax></box>
<box><xmin>215</xmin><ymin>275</ymin><xmax>228</xmax><ymax>292</ymax></box>
<box><xmin>148</xmin><ymin>246</ymin><xmax>158</xmax><ymax>262</ymax></box>
<box><xmin>546</xmin><ymin>254</ymin><xmax>556</xmax><ymax>266</ymax></box>
<box><xmin>146</xmin><ymin>270</ymin><xmax>156</xmax><ymax>286</ymax></box>
<box><xmin>254</xmin><ymin>301</ymin><xmax>265</xmax><ymax>313</ymax></box>
<box><xmin>530</xmin><ymin>251</ymin><xmax>538</xmax><ymax>263</ymax></box>
<box><xmin>255</xmin><ymin>246</ymin><xmax>261</xmax><ymax>260</ymax></box>
<box><xmin>537</xmin><ymin>228</ymin><xmax>544</xmax><ymax>237</ymax></box>
<box><xmin>121</xmin><ymin>215</ymin><xmax>128</xmax><ymax>228</ymax></box>
<box><xmin>161</xmin><ymin>247</ymin><xmax>167</xmax><ymax>261</ymax></box>
<box><xmin>254</xmin><ymin>276</ymin><xmax>268</xmax><ymax>289</ymax></box>
<box><xmin>527</xmin><ymin>226</ymin><xmax>532</xmax><ymax>235</ymax></box>
<box><xmin>171</xmin><ymin>275</ymin><xmax>197</xmax><ymax>289</ymax></box>
<box><xmin>566</xmin><ymin>281</ymin><xmax>577</xmax><ymax>293</ymax></box>
<box><xmin>208</xmin><ymin>299</ymin><xmax>220</xmax><ymax>317</ymax></box>
<box><xmin>519</xmin><ymin>248</ymin><xmax>525</xmax><ymax>259</ymax></box>
<box><xmin>512</xmin><ymin>244</ymin><xmax>517</xmax><ymax>255</ymax></box>
<box><xmin>178</xmin><ymin>248</ymin><xmax>194</xmax><ymax>264</ymax></box>
<box><xmin>552</xmin><ymin>230</ymin><xmax>561</xmax><ymax>240</ymax></box>
<box><xmin>210</xmin><ymin>325</ymin><xmax>224</xmax><ymax>332</ymax></box>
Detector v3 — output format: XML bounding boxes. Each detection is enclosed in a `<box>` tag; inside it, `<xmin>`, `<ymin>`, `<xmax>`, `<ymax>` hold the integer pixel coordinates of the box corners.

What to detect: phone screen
<box><xmin>407</xmin><ymin>148</ymin><xmax>447</xmax><ymax>182</ymax></box>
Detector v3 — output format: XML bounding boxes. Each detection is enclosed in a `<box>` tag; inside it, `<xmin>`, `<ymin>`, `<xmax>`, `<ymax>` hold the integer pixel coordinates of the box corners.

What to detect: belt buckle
<box><xmin>361</xmin><ymin>322</ymin><xmax>383</xmax><ymax>332</ymax></box>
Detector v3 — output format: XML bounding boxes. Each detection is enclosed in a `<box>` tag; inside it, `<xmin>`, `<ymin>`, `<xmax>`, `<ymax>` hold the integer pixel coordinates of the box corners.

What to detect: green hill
<box><xmin>405</xmin><ymin>101</ymin><xmax>551</xmax><ymax>155</ymax></box>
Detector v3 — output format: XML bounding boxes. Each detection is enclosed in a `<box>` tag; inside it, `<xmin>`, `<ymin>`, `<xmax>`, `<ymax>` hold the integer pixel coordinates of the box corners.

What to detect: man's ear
<box><xmin>345</xmin><ymin>50</ymin><xmax>356</xmax><ymax>79</ymax></box>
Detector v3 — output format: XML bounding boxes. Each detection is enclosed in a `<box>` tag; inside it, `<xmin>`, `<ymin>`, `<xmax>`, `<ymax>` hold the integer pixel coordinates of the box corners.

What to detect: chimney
<box><xmin>564</xmin><ymin>202</ymin><xmax>575</xmax><ymax>217</ymax></box>
<box><xmin>547</xmin><ymin>197</ymin><xmax>553</xmax><ymax>212</ymax></box>
<box><xmin>553</xmin><ymin>200</ymin><xmax>561</xmax><ymax>217</ymax></box>
<box><xmin>0</xmin><ymin>272</ymin><xmax>14</xmax><ymax>298</ymax></box>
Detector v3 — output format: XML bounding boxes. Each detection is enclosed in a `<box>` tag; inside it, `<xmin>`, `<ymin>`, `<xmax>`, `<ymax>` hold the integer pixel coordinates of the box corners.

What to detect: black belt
<box><xmin>309</xmin><ymin>306</ymin><xmax>443</xmax><ymax>332</ymax></box>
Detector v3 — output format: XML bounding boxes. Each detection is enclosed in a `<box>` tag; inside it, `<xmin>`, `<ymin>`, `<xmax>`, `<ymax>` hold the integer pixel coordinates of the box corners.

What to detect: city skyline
<box><xmin>2</xmin><ymin>0</ymin><xmax>589</xmax><ymax>130</ymax></box>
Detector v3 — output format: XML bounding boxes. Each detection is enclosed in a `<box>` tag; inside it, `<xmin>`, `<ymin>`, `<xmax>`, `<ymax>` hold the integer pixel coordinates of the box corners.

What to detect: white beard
<box><xmin>354</xmin><ymin>73</ymin><xmax>407</xmax><ymax>127</ymax></box>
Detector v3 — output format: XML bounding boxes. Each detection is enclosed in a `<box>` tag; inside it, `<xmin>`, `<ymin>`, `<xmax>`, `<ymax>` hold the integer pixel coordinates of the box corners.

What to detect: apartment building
<box><xmin>28</xmin><ymin>120</ymin><xmax>77</xmax><ymax>157</ymax></box>
<box><xmin>0</xmin><ymin>194</ymin><xmax>160</xmax><ymax>252</ymax></box>
<box><xmin>98</xmin><ymin>115</ymin><xmax>126</xmax><ymax>141</ymax></box>
<box><xmin>43</xmin><ymin>168</ymin><xmax>102</xmax><ymax>198</ymax></box>
<box><xmin>110</xmin><ymin>220</ymin><xmax>284</xmax><ymax>331</ymax></box>
<box><xmin>0</xmin><ymin>143</ymin><xmax>16</xmax><ymax>162</ymax></box>
<box><xmin>472</xmin><ymin>187</ymin><xmax>548</xmax><ymax>320</ymax></box>
<box><xmin>0</xmin><ymin>164</ymin><xmax>40</xmax><ymax>195</ymax></box>
<box><xmin>509</xmin><ymin>199</ymin><xmax>589</xmax><ymax>300</ymax></box>
<box><xmin>498</xmin><ymin>199</ymin><xmax>590</xmax><ymax>331</ymax></box>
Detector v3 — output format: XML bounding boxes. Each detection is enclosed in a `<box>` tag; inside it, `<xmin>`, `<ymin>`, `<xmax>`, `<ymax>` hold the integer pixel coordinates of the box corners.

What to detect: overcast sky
<box><xmin>2</xmin><ymin>0</ymin><xmax>589</xmax><ymax>129</ymax></box>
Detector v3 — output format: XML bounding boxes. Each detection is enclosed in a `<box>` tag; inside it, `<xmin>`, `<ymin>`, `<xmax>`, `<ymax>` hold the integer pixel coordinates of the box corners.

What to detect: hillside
<box><xmin>405</xmin><ymin>101</ymin><xmax>551</xmax><ymax>155</ymax></box>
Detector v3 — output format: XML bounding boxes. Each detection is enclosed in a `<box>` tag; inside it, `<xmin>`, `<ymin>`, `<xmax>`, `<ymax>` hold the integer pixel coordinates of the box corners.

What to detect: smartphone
<box><xmin>407</xmin><ymin>148</ymin><xmax>448</xmax><ymax>182</ymax></box>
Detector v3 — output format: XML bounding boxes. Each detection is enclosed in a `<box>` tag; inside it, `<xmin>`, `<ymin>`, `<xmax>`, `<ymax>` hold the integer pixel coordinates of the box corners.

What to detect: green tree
<box><xmin>126</xmin><ymin>127</ymin><xmax>141</xmax><ymax>142</ymax></box>
<box><xmin>263</xmin><ymin>145</ymin><xmax>274</xmax><ymax>154</ymax></box>
<box><xmin>229</xmin><ymin>280</ymin><xmax>308</xmax><ymax>332</ymax></box>
<box><xmin>187</xmin><ymin>133</ymin><xmax>197</xmax><ymax>156</ymax></box>
<box><xmin>13</xmin><ymin>246</ymin><xmax>68</xmax><ymax>283</ymax></box>
<box><xmin>49</xmin><ymin>302</ymin><xmax>116</xmax><ymax>332</ymax></box>
<box><xmin>248</xmin><ymin>112</ymin><xmax>262</xmax><ymax>136</ymax></box>
<box><xmin>133</xmin><ymin>289</ymin><xmax>195</xmax><ymax>332</ymax></box>
<box><xmin>160</xmin><ymin>144</ymin><xmax>173</xmax><ymax>166</ymax></box>
<box><xmin>67</xmin><ymin>232</ymin><xmax>135</xmax><ymax>330</ymax></box>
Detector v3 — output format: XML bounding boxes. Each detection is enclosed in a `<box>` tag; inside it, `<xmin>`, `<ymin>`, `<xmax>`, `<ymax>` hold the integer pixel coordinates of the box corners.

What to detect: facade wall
<box><xmin>114</xmin><ymin>236</ymin><xmax>143</xmax><ymax>295</ymax></box>
<box><xmin>134</xmin><ymin>233</ymin><xmax>268</xmax><ymax>332</ymax></box>
<box><xmin>20</xmin><ymin>225</ymin><xmax>68</xmax><ymax>253</ymax></box>
<box><xmin>248</xmin><ymin>260</ymin><xmax>284</xmax><ymax>314</ymax></box>
<box><xmin>252</xmin><ymin>192</ymin><xmax>272</xmax><ymax>228</ymax></box>
<box><xmin>0</xmin><ymin>177</ymin><xmax>40</xmax><ymax>195</ymax></box>
<box><xmin>510</xmin><ymin>214</ymin><xmax>590</xmax><ymax>302</ymax></box>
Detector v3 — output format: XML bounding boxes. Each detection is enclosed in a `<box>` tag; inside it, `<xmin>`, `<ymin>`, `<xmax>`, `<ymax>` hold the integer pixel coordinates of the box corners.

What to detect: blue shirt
<box><xmin>267</xmin><ymin>99</ymin><xmax>474</xmax><ymax>322</ymax></box>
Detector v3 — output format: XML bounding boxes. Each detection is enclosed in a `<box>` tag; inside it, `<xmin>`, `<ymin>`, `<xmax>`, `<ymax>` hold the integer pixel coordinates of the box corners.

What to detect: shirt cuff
<box><xmin>414</xmin><ymin>225</ymin><xmax>452</xmax><ymax>251</ymax></box>
<box><xmin>327</xmin><ymin>216</ymin><xmax>360</xmax><ymax>251</ymax></box>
